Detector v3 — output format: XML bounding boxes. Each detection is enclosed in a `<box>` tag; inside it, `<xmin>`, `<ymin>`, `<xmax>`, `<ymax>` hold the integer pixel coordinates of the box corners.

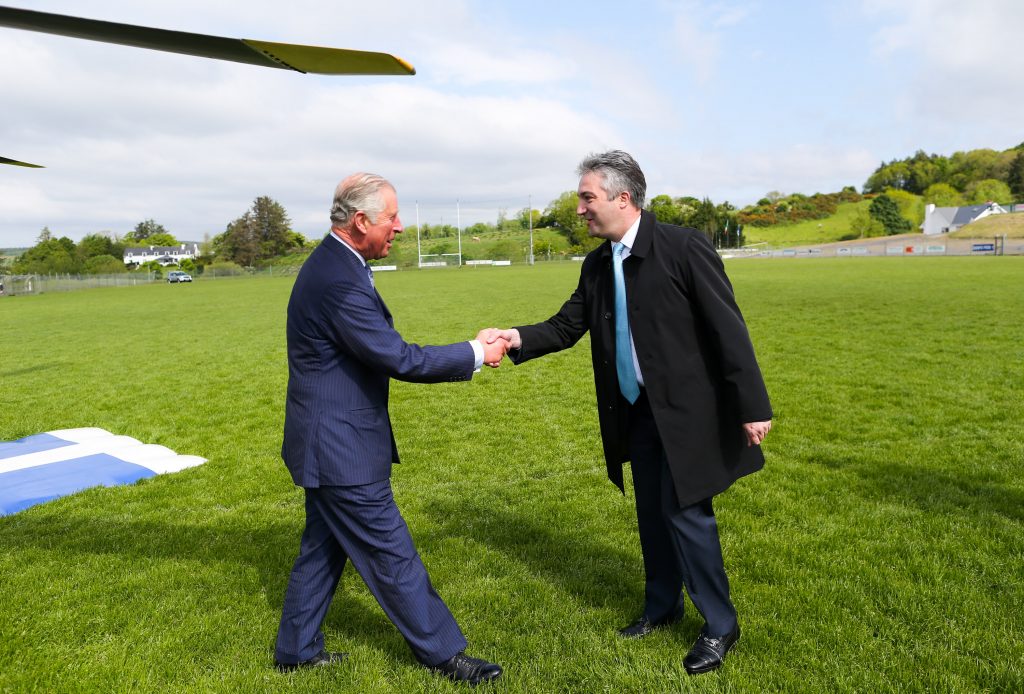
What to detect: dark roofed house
<box><xmin>922</xmin><ymin>202</ymin><xmax>1008</xmax><ymax>235</ymax></box>
<box><xmin>123</xmin><ymin>243</ymin><xmax>200</xmax><ymax>267</ymax></box>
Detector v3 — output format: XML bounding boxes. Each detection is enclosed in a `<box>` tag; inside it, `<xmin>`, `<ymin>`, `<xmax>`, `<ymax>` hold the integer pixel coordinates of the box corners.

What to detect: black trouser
<box><xmin>628</xmin><ymin>390</ymin><xmax>738</xmax><ymax>635</ymax></box>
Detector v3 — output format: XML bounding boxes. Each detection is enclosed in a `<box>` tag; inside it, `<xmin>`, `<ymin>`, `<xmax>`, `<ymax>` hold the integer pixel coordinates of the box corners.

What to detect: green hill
<box><xmin>742</xmin><ymin>200</ymin><xmax>873</xmax><ymax>247</ymax></box>
<box><xmin>949</xmin><ymin>212</ymin><xmax>1024</xmax><ymax>238</ymax></box>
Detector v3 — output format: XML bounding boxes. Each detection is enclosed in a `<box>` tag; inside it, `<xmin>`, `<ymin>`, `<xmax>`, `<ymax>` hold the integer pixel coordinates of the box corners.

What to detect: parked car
<box><xmin>167</xmin><ymin>271</ymin><xmax>193</xmax><ymax>283</ymax></box>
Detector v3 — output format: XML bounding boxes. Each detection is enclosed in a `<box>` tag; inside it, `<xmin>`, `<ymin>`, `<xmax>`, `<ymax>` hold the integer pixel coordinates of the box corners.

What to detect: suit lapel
<box><xmin>322</xmin><ymin>233</ymin><xmax>392</xmax><ymax>322</ymax></box>
<box><xmin>622</xmin><ymin>210</ymin><xmax>655</xmax><ymax>294</ymax></box>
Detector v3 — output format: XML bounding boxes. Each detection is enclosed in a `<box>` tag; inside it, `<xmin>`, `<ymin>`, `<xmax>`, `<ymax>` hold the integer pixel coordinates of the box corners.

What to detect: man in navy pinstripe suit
<box><xmin>273</xmin><ymin>173</ymin><xmax>505</xmax><ymax>685</ymax></box>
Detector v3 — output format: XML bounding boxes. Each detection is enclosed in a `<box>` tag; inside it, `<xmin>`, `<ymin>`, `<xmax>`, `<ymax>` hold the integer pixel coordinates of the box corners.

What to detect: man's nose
<box><xmin>393</xmin><ymin>214</ymin><xmax>403</xmax><ymax>233</ymax></box>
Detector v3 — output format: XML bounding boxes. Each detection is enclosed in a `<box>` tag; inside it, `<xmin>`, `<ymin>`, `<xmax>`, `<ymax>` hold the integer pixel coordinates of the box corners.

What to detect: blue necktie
<box><xmin>613</xmin><ymin>242</ymin><xmax>640</xmax><ymax>404</ymax></box>
<box><xmin>365</xmin><ymin>264</ymin><xmax>375</xmax><ymax>288</ymax></box>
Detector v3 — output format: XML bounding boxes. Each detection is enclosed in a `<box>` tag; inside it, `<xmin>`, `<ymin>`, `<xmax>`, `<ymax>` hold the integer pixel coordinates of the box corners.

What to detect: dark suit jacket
<box><xmin>512</xmin><ymin>211</ymin><xmax>772</xmax><ymax>507</ymax></box>
<box><xmin>282</xmin><ymin>234</ymin><xmax>475</xmax><ymax>488</ymax></box>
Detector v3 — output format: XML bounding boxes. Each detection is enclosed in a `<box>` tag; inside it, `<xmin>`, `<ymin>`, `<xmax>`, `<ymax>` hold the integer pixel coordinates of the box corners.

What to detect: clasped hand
<box><xmin>474</xmin><ymin>328</ymin><xmax>521</xmax><ymax>368</ymax></box>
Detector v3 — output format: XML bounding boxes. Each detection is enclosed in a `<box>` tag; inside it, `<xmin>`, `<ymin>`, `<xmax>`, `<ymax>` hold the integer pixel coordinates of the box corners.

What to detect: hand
<box><xmin>741</xmin><ymin>420</ymin><xmax>772</xmax><ymax>447</ymax></box>
<box><xmin>483</xmin><ymin>328</ymin><xmax>521</xmax><ymax>350</ymax></box>
<box><xmin>476</xmin><ymin>328</ymin><xmax>510</xmax><ymax>367</ymax></box>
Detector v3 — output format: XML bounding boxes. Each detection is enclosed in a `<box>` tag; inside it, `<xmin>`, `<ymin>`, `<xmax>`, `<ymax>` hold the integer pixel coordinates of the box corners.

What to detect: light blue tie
<box><xmin>613</xmin><ymin>242</ymin><xmax>640</xmax><ymax>404</ymax></box>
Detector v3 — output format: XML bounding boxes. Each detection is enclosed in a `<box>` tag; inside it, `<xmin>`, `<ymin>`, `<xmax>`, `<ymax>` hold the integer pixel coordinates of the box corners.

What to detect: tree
<box><xmin>139</xmin><ymin>260</ymin><xmax>164</xmax><ymax>278</ymax></box>
<box><xmin>868</xmin><ymin>194</ymin><xmax>912</xmax><ymax>235</ymax></box>
<box><xmin>923</xmin><ymin>183</ymin><xmax>963</xmax><ymax>207</ymax></box>
<box><xmin>647</xmin><ymin>194</ymin><xmax>686</xmax><ymax>225</ymax></box>
<box><xmin>84</xmin><ymin>254</ymin><xmax>127</xmax><ymax>274</ymax></box>
<box><xmin>849</xmin><ymin>208</ymin><xmax>885</xmax><ymax>239</ymax></box>
<box><xmin>76</xmin><ymin>233</ymin><xmax>115</xmax><ymax>260</ymax></box>
<box><xmin>516</xmin><ymin>207</ymin><xmax>541</xmax><ymax>230</ymax></box>
<box><xmin>864</xmin><ymin>161</ymin><xmax>911</xmax><ymax>193</ymax></box>
<box><xmin>13</xmin><ymin>235</ymin><xmax>81</xmax><ymax>274</ymax></box>
<box><xmin>947</xmin><ymin>149</ymin><xmax>1005</xmax><ymax>191</ymax></box>
<box><xmin>965</xmin><ymin>178</ymin><xmax>1012</xmax><ymax>205</ymax></box>
<box><xmin>1007</xmin><ymin>151</ymin><xmax>1024</xmax><ymax>199</ymax></box>
<box><xmin>883</xmin><ymin>188</ymin><xmax>925</xmax><ymax>226</ymax></box>
<box><xmin>690</xmin><ymin>197</ymin><xmax>720</xmax><ymax>242</ymax></box>
<box><xmin>126</xmin><ymin>219</ymin><xmax>169</xmax><ymax>242</ymax></box>
<box><xmin>144</xmin><ymin>232</ymin><xmax>179</xmax><ymax>247</ymax></box>
<box><xmin>544</xmin><ymin>191</ymin><xmax>588</xmax><ymax>246</ymax></box>
<box><xmin>214</xmin><ymin>196</ymin><xmax>298</xmax><ymax>266</ymax></box>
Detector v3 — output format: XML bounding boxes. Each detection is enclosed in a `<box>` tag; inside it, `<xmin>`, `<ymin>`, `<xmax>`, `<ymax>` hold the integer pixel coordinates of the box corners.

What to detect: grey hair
<box><xmin>576</xmin><ymin>150</ymin><xmax>646</xmax><ymax>209</ymax></box>
<box><xmin>329</xmin><ymin>173</ymin><xmax>394</xmax><ymax>226</ymax></box>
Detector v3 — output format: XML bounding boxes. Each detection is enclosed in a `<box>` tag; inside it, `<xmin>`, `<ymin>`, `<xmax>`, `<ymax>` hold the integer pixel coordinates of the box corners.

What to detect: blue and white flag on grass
<box><xmin>0</xmin><ymin>428</ymin><xmax>206</xmax><ymax>516</ymax></box>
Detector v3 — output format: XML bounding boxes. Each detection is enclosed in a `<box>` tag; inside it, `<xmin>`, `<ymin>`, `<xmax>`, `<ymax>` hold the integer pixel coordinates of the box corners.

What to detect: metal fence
<box><xmin>4</xmin><ymin>238</ymin><xmax>1019</xmax><ymax>298</ymax></box>
<box><xmin>0</xmin><ymin>272</ymin><xmax>158</xmax><ymax>296</ymax></box>
<box><xmin>0</xmin><ymin>265</ymin><xmax>309</xmax><ymax>296</ymax></box>
<box><xmin>723</xmin><ymin>236</ymin><xmax>1023</xmax><ymax>259</ymax></box>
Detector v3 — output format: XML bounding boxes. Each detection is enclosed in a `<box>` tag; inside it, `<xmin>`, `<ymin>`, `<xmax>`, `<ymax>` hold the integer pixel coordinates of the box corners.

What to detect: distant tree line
<box><xmin>6</xmin><ymin>218</ymin><xmax>206</xmax><ymax>276</ymax></box>
<box><xmin>864</xmin><ymin>143</ymin><xmax>1023</xmax><ymax>205</ymax></box>
<box><xmin>11</xmin><ymin>144</ymin><xmax>1020</xmax><ymax>276</ymax></box>
<box><xmin>5</xmin><ymin>196</ymin><xmax>312</xmax><ymax>277</ymax></box>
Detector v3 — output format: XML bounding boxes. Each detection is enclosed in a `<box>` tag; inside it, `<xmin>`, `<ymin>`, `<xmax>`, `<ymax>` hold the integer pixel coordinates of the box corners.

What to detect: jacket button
<box><xmin>604</xmin><ymin>312</ymin><xmax>612</xmax><ymax>320</ymax></box>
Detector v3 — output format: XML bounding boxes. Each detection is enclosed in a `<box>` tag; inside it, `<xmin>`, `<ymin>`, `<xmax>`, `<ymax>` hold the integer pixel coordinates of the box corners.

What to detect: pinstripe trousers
<box><xmin>274</xmin><ymin>481</ymin><xmax>467</xmax><ymax>666</ymax></box>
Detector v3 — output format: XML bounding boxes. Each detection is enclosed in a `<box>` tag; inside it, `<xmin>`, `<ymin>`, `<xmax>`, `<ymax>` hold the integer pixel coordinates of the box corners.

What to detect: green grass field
<box><xmin>1</xmin><ymin>258</ymin><xmax>1022</xmax><ymax>692</ymax></box>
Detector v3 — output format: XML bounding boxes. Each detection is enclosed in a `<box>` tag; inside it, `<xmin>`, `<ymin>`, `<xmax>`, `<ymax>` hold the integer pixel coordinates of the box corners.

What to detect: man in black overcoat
<box><xmin>486</xmin><ymin>150</ymin><xmax>772</xmax><ymax>675</ymax></box>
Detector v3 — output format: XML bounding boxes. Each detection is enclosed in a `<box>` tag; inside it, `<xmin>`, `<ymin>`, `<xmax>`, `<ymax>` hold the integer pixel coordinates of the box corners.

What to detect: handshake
<box><xmin>474</xmin><ymin>328</ymin><xmax>521</xmax><ymax>368</ymax></box>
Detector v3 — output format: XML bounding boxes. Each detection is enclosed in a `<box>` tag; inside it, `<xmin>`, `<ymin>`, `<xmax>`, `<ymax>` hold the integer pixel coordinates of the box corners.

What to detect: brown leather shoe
<box><xmin>274</xmin><ymin>649</ymin><xmax>348</xmax><ymax>672</ymax></box>
<box><xmin>428</xmin><ymin>651</ymin><xmax>503</xmax><ymax>685</ymax></box>
<box><xmin>683</xmin><ymin>623</ymin><xmax>740</xmax><ymax>674</ymax></box>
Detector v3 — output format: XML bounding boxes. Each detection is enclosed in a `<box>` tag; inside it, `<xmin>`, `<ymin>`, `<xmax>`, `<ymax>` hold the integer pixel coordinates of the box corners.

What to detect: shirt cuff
<box><xmin>469</xmin><ymin>340</ymin><xmax>484</xmax><ymax>372</ymax></box>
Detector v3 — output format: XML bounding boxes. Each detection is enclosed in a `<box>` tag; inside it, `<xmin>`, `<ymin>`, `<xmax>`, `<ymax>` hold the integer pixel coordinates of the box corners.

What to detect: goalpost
<box><xmin>413</xmin><ymin>195</ymin><xmax>535</xmax><ymax>268</ymax></box>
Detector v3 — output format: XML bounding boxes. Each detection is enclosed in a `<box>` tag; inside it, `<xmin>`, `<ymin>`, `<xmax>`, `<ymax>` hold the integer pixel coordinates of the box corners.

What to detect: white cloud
<box><xmin>644</xmin><ymin>143</ymin><xmax>878</xmax><ymax>204</ymax></box>
<box><xmin>863</xmin><ymin>0</ymin><xmax>1024</xmax><ymax>136</ymax></box>
<box><xmin>420</xmin><ymin>42</ymin><xmax>576</xmax><ymax>86</ymax></box>
<box><xmin>672</xmin><ymin>11</ymin><xmax>722</xmax><ymax>85</ymax></box>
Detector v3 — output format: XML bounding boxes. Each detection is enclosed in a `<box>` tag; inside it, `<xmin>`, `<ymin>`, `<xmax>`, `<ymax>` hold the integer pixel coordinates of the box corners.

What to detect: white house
<box><xmin>123</xmin><ymin>243</ymin><xmax>200</xmax><ymax>266</ymax></box>
<box><xmin>922</xmin><ymin>202</ymin><xmax>1008</xmax><ymax>235</ymax></box>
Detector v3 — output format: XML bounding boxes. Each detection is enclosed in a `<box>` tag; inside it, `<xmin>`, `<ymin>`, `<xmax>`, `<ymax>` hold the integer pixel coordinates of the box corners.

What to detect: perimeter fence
<box><xmin>3</xmin><ymin>237</ymin><xmax>1020</xmax><ymax>299</ymax></box>
<box><xmin>0</xmin><ymin>272</ymin><xmax>158</xmax><ymax>297</ymax></box>
<box><xmin>725</xmin><ymin>236</ymin><xmax>1023</xmax><ymax>259</ymax></box>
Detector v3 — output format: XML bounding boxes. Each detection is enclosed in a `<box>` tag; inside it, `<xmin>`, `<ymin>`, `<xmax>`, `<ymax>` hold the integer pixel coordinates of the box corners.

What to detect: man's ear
<box><xmin>618</xmin><ymin>191</ymin><xmax>632</xmax><ymax>209</ymax></box>
<box><xmin>352</xmin><ymin>211</ymin><xmax>369</xmax><ymax>235</ymax></box>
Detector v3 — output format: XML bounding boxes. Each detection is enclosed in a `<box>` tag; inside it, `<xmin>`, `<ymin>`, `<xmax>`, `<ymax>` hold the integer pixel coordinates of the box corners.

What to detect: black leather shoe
<box><xmin>683</xmin><ymin>623</ymin><xmax>740</xmax><ymax>674</ymax></box>
<box><xmin>274</xmin><ymin>649</ymin><xmax>348</xmax><ymax>672</ymax></box>
<box><xmin>617</xmin><ymin>605</ymin><xmax>685</xmax><ymax>639</ymax></box>
<box><xmin>428</xmin><ymin>651</ymin><xmax>503</xmax><ymax>685</ymax></box>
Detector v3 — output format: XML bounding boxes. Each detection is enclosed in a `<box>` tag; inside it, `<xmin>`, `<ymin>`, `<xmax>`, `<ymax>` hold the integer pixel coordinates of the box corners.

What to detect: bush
<box><xmin>84</xmin><ymin>254</ymin><xmax>128</xmax><ymax>274</ymax></box>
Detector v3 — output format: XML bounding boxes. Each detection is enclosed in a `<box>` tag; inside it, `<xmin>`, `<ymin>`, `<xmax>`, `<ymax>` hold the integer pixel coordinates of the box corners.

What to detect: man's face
<box><xmin>360</xmin><ymin>187</ymin><xmax>403</xmax><ymax>260</ymax></box>
<box><xmin>576</xmin><ymin>172</ymin><xmax>629</xmax><ymax>240</ymax></box>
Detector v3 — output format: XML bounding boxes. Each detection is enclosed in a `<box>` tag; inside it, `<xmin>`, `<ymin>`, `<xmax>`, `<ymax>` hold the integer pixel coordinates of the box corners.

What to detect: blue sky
<box><xmin>2</xmin><ymin>0</ymin><xmax>1022</xmax><ymax>247</ymax></box>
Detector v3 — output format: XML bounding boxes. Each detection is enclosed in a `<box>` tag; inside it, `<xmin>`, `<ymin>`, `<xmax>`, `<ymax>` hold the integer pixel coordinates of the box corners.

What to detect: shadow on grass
<box><xmin>857</xmin><ymin>461</ymin><xmax>1024</xmax><ymax>523</ymax></box>
<box><xmin>422</xmin><ymin>495</ymin><xmax>643</xmax><ymax>617</ymax></box>
<box><xmin>0</xmin><ymin>362</ymin><xmax>63</xmax><ymax>378</ymax></box>
<box><xmin>810</xmin><ymin>452</ymin><xmax>1023</xmax><ymax>523</ymax></box>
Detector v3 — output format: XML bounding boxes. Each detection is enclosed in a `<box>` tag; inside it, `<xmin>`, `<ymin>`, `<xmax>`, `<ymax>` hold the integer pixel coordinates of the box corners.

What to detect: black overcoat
<box><xmin>512</xmin><ymin>211</ymin><xmax>772</xmax><ymax>507</ymax></box>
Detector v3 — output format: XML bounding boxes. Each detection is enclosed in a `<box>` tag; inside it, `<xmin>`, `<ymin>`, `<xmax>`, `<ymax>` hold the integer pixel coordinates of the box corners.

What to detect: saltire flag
<box><xmin>0</xmin><ymin>428</ymin><xmax>206</xmax><ymax>516</ymax></box>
